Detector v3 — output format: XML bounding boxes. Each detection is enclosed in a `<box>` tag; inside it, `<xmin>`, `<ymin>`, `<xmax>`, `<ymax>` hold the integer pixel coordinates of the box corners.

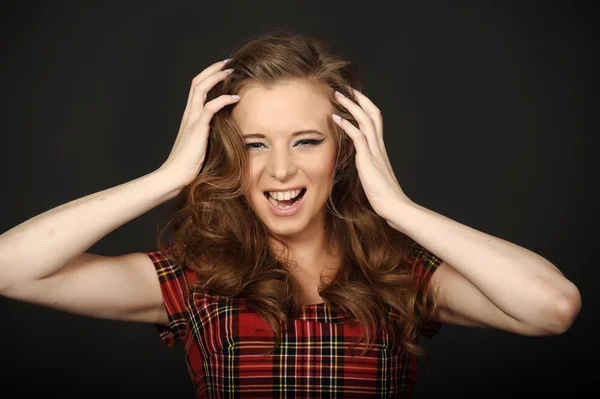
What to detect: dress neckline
<box><xmin>194</xmin><ymin>291</ymin><xmax>349</xmax><ymax>323</ymax></box>
<box><xmin>289</xmin><ymin>300</ymin><xmax>350</xmax><ymax>323</ymax></box>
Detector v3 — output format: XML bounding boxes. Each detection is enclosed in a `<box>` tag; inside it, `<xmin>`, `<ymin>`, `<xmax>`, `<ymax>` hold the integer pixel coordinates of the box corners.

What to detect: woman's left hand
<box><xmin>331</xmin><ymin>88</ymin><xmax>413</xmax><ymax>223</ymax></box>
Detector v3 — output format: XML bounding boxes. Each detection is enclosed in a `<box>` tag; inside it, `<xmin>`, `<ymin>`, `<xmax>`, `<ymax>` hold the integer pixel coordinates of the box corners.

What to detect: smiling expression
<box><xmin>231</xmin><ymin>79</ymin><xmax>338</xmax><ymax>238</ymax></box>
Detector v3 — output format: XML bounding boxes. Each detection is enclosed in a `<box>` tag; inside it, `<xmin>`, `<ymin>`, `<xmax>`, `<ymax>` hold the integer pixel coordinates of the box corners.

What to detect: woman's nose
<box><xmin>267</xmin><ymin>149</ymin><xmax>297</xmax><ymax>180</ymax></box>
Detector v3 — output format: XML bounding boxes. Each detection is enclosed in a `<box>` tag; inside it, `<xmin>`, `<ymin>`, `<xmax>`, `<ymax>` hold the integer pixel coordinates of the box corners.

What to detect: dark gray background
<box><xmin>0</xmin><ymin>1</ymin><xmax>596</xmax><ymax>397</ymax></box>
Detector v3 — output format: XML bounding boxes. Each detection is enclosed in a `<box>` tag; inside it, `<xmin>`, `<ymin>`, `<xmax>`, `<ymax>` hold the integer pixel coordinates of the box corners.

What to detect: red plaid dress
<box><xmin>143</xmin><ymin>241</ymin><xmax>443</xmax><ymax>398</ymax></box>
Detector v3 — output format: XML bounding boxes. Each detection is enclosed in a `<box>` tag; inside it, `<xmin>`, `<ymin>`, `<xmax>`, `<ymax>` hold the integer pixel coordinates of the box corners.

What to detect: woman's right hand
<box><xmin>159</xmin><ymin>59</ymin><xmax>240</xmax><ymax>188</ymax></box>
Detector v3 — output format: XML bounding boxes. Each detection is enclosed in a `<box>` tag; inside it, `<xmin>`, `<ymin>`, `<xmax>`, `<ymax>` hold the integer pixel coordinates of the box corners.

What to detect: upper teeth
<box><xmin>267</xmin><ymin>189</ymin><xmax>303</xmax><ymax>201</ymax></box>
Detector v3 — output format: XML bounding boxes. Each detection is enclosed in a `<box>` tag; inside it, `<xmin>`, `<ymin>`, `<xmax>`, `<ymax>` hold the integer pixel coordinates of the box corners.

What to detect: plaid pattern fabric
<box><xmin>143</xmin><ymin>240</ymin><xmax>443</xmax><ymax>398</ymax></box>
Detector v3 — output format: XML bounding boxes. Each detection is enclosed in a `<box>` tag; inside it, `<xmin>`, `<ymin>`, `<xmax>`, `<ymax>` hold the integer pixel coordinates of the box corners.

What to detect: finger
<box><xmin>194</xmin><ymin>94</ymin><xmax>241</xmax><ymax>128</ymax></box>
<box><xmin>331</xmin><ymin>114</ymin><xmax>370</xmax><ymax>157</ymax></box>
<box><xmin>188</xmin><ymin>69</ymin><xmax>234</xmax><ymax>122</ymax></box>
<box><xmin>349</xmin><ymin>88</ymin><xmax>393</xmax><ymax>176</ymax></box>
<box><xmin>180</xmin><ymin>59</ymin><xmax>230</xmax><ymax>131</ymax></box>
<box><xmin>192</xmin><ymin>59</ymin><xmax>231</xmax><ymax>88</ymax></box>
<box><xmin>334</xmin><ymin>91</ymin><xmax>379</xmax><ymax>156</ymax></box>
<box><xmin>350</xmin><ymin>88</ymin><xmax>383</xmax><ymax>141</ymax></box>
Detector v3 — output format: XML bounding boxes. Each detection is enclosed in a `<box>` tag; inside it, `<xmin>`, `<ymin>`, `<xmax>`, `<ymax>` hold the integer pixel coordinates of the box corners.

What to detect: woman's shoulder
<box><xmin>143</xmin><ymin>247</ymin><xmax>199</xmax><ymax>288</ymax></box>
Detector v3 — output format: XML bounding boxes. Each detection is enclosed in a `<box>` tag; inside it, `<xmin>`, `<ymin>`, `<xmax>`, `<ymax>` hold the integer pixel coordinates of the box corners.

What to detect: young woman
<box><xmin>0</xmin><ymin>31</ymin><xmax>581</xmax><ymax>398</ymax></box>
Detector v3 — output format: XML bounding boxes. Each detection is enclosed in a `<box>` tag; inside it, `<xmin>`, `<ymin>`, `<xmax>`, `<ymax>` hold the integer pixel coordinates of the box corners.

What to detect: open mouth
<box><xmin>263</xmin><ymin>188</ymin><xmax>307</xmax><ymax>208</ymax></box>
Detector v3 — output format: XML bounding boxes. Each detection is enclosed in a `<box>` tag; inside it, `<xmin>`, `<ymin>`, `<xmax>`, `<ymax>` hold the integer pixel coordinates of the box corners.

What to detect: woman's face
<box><xmin>231</xmin><ymin>79</ymin><xmax>338</xmax><ymax>238</ymax></box>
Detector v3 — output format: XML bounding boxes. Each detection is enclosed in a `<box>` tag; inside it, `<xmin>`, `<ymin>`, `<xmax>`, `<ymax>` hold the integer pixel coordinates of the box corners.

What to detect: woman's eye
<box><xmin>245</xmin><ymin>143</ymin><xmax>265</xmax><ymax>150</ymax></box>
<box><xmin>245</xmin><ymin>139</ymin><xmax>323</xmax><ymax>151</ymax></box>
<box><xmin>296</xmin><ymin>139</ymin><xmax>322</xmax><ymax>147</ymax></box>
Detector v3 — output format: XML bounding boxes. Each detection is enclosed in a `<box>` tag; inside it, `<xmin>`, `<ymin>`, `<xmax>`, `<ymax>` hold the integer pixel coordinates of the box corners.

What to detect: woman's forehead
<box><xmin>232</xmin><ymin>81</ymin><xmax>333</xmax><ymax>135</ymax></box>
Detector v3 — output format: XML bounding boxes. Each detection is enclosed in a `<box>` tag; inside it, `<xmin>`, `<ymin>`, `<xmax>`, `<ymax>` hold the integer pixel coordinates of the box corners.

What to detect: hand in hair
<box><xmin>159</xmin><ymin>59</ymin><xmax>240</xmax><ymax>188</ymax></box>
<box><xmin>332</xmin><ymin>88</ymin><xmax>411</xmax><ymax>223</ymax></box>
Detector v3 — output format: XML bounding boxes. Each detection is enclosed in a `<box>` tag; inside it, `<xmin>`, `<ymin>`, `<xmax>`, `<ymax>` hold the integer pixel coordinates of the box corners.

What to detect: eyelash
<box><xmin>245</xmin><ymin>139</ymin><xmax>324</xmax><ymax>150</ymax></box>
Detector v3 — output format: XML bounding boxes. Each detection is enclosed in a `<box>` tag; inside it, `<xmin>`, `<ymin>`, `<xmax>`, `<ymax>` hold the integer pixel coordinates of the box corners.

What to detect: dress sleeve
<box><xmin>409</xmin><ymin>239</ymin><xmax>444</xmax><ymax>339</ymax></box>
<box><xmin>143</xmin><ymin>249</ymin><xmax>192</xmax><ymax>346</ymax></box>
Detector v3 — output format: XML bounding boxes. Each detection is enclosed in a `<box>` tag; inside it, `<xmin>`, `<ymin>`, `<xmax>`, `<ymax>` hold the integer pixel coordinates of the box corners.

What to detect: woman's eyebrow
<box><xmin>242</xmin><ymin>130</ymin><xmax>325</xmax><ymax>139</ymax></box>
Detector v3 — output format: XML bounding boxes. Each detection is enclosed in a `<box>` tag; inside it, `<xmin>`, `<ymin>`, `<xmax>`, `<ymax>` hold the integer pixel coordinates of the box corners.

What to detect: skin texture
<box><xmin>231</xmin><ymin>79</ymin><xmax>340</xmax><ymax>285</ymax></box>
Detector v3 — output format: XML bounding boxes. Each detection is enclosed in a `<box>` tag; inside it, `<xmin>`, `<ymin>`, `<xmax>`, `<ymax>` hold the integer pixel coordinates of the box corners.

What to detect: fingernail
<box><xmin>332</xmin><ymin>114</ymin><xmax>342</xmax><ymax>121</ymax></box>
<box><xmin>223</xmin><ymin>58</ymin><xmax>230</xmax><ymax>63</ymax></box>
<box><xmin>335</xmin><ymin>91</ymin><xmax>345</xmax><ymax>98</ymax></box>
<box><xmin>224</xmin><ymin>68</ymin><xmax>234</xmax><ymax>74</ymax></box>
<box><xmin>231</xmin><ymin>95</ymin><xmax>241</xmax><ymax>100</ymax></box>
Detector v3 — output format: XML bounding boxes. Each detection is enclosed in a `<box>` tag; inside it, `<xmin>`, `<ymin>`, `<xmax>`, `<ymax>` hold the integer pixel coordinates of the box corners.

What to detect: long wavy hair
<box><xmin>154</xmin><ymin>29</ymin><xmax>441</xmax><ymax>364</ymax></box>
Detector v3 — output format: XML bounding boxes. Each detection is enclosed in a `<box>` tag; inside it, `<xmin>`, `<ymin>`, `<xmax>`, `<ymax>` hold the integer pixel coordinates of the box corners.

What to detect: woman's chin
<box><xmin>263</xmin><ymin>218</ymin><xmax>307</xmax><ymax>236</ymax></box>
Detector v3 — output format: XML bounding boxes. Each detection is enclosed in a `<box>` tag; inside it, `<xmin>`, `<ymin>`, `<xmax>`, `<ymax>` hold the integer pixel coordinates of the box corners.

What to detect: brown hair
<box><xmin>154</xmin><ymin>29</ymin><xmax>441</xmax><ymax>364</ymax></box>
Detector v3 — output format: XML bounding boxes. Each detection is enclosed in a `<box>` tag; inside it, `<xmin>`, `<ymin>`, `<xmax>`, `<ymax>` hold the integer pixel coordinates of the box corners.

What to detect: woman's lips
<box><xmin>263</xmin><ymin>187</ymin><xmax>306</xmax><ymax>198</ymax></box>
<box><xmin>264</xmin><ymin>188</ymin><xmax>307</xmax><ymax>216</ymax></box>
